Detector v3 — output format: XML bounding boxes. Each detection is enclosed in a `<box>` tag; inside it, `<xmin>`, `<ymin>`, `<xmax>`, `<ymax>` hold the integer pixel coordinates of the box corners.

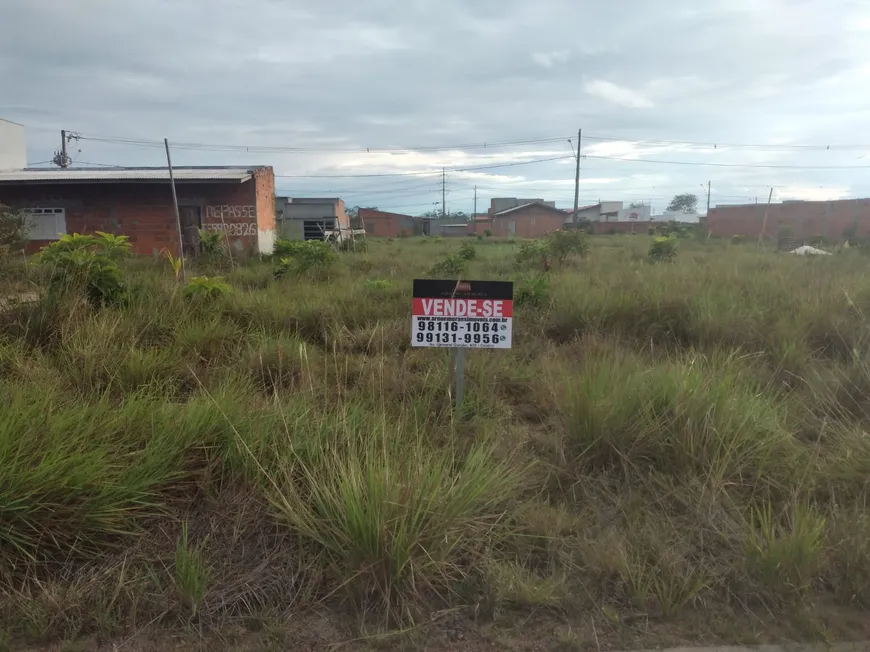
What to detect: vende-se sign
<box><xmin>412</xmin><ymin>279</ymin><xmax>513</xmax><ymax>349</ymax></box>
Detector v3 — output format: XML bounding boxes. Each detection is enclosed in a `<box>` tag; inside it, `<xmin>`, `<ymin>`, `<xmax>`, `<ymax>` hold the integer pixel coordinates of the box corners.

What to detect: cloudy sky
<box><xmin>2</xmin><ymin>0</ymin><xmax>869</xmax><ymax>215</ymax></box>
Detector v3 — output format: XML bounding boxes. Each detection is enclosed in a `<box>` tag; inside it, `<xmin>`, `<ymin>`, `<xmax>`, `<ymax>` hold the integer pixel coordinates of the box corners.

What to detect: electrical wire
<box><xmin>583</xmin><ymin>154</ymin><xmax>870</xmax><ymax>170</ymax></box>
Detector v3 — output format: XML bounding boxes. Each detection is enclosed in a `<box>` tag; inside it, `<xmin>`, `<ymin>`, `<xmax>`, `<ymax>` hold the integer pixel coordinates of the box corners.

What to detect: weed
<box><xmin>458</xmin><ymin>241</ymin><xmax>477</xmax><ymax>260</ymax></box>
<box><xmin>649</xmin><ymin>236</ymin><xmax>677</xmax><ymax>262</ymax></box>
<box><xmin>515</xmin><ymin>275</ymin><xmax>550</xmax><ymax>308</ymax></box>
<box><xmin>173</xmin><ymin>521</ymin><xmax>211</xmax><ymax>619</ymax></box>
<box><xmin>548</xmin><ymin>230</ymin><xmax>589</xmax><ymax>263</ymax></box>
<box><xmin>183</xmin><ymin>276</ymin><xmax>232</xmax><ymax>301</ymax></box>
<box><xmin>745</xmin><ymin>502</ymin><xmax>826</xmax><ymax>599</ymax></box>
<box><xmin>39</xmin><ymin>233</ymin><xmax>128</xmax><ymax>306</ymax></box>
<box><xmin>428</xmin><ymin>253</ymin><xmax>467</xmax><ymax>277</ymax></box>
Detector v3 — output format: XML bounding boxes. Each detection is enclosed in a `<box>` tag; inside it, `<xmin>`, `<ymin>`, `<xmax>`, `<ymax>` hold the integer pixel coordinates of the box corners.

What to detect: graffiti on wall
<box><xmin>204</xmin><ymin>205</ymin><xmax>258</xmax><ymax>236</ymax></box>
<box><xmin>204</xmin><ymin>222</ymin><xmax>257</xmax><ymax>236</ymax></box>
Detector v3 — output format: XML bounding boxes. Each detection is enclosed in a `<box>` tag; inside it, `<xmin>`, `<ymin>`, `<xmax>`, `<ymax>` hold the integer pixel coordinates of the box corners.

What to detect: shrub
<box><xmin>484</xmin><ymin>229</ymin><xmax>492</xmax><ymax>238</ymax></box>
<box><xmin>272</xmin><ymin>239</ymin><xmax>336</xmax><ymax>275</ymax></box>
<box><xmin>198</xmin><ymin>229</ymin><xmax>224</xmax><ymax>256</ymax></box>
<box><xmin>515</xmin><ymin>275</ymin><xmax>550</xmax><ymax>308</ymax></box>
<box><xmin>548</xmin><ymin>230</ymin><xmax>589</xmax><ymax>263</ymax></box>
<box><xmin>648</xmin><ymin>226</ymin><xmax>656</xmax><ymax>236</ymax></box>
<box><xmin>458</xmin><ymin>241</ymin><xmax>477</xmax><ymax>261</ymax></box>
<box><xmin>39</xmin><ymin>233</ymin><xmax>129</xmax><ymax>307</ymax></box>
<box><xmin>183</xmin><ymin>276</ymin><xmax>232</xmax><ymax>301</ymax></box>
<box><xmin>0</xmin><ymin>204</ymin><xmax>27</xmax><ymax>258</ymax></box>
<box><xmin>649</xmin><ymin>236</ymin><xmax>677</xmax><ymax>262</ymax></box>
<box><xmin>516</xmin><ymin>240</ymin><xmax>551</xmax><ymax>269</ymax></box>
<box><xmin>429</xmin><ymin>254</ymin><xmax>468</xmax><ymax>277</ymax></box>
<box><xmin>731</xmin><ymin>235</ymin><xmax>745</xmax><ymax>245</ymax></box>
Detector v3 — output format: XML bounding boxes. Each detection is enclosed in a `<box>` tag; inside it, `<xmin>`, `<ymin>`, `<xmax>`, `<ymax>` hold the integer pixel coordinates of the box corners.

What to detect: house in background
<box><xmin>707</xmin><ymin>199</ymin><xmax>870</xmax><ymax>241</ymax></box>
<box><xmin>489</xmin><ymin>201</ymin><xmax>566</xmax><ymax>238</ymax></box>
<box><xmin>0</xmin><ymin>119</ymin><xmax>276</xmax><ymax>255</ymax></box>
<box><xmin>275</xmin><ymin>197</ymin><xmax>349</xmax><ymax>240</ymax></box>
<box><xmin>359</xmin><ymin>208</ymin><xmax>419</xmax><ymax>237</ymax></box>
<box><xmin>421</xmin><ymin>215</ymin><xmax>471</xmax><ymax>237</ymax></box>
<box><xmin>0</xmin><ymin>118</ymin><xmax>26</xmax><ymax>170</ymax></box>
<box><xmin>569</xmin><ymin>201</ymin><xmax>625</xmax><ymax>224</ymax></box>
<box><xmin>490</xmin><ymin>197</ymin><xmax>555</xmax><ymax>213</ymax></box>
<box><xmin>0</xmin><ymin>166</ymin><xmax>276</xmax><ymax>255</ymax></box>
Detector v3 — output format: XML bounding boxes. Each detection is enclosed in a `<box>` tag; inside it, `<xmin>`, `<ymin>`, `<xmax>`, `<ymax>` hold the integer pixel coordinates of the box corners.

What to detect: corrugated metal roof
<box><xmin>0</xmin><ymin>167</ymin><xmax>254</xmax><ymax>183</ymax></box>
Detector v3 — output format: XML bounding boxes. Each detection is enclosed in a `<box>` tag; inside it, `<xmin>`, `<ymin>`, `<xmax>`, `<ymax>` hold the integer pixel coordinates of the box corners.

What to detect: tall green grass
<box><xmin>2</xmin><ymin>237</ymin><xmax>870</xmax><ymax>645</ymax></box>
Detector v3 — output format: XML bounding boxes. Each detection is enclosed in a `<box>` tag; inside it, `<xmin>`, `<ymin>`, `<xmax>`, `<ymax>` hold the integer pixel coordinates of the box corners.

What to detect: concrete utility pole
<box><xmin>707</xmin><ymin>180</ymin><xmax>711</xmax><ymax>215</ymax></box>
<box><xmin>164</xmin><ymin>138</ymin><xmax>187</xmax><ymax>282</ymax></box>
<box><xmin>60</xmin><ymin>130</ymin><xmax>69</xmax><ymax>168</ymax></box>
<box><xmin>573</xmin><ymin>128</ymin><xmax>581</xmax><ymax>223</ymax></box>
<box><xmin>442</xmin><ymin>167</ymin><xmax>446</xmax><ymax>217</ymax></box>
<box><xmin>473</xmin><ymin>185</ymin><xmax>477</xmax><ymax>217</ymax></box>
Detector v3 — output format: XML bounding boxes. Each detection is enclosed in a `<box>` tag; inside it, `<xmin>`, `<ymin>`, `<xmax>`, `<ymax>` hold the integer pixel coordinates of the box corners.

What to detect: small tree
<box><xmin>0</xmin><ymin>203</ymin><xmax>27</xmax><ymax>258</ymax></box>
<box><xmin>666</xmin><ymin>193</ymin><xmax>699</xmax><ymax>214</ymax></box>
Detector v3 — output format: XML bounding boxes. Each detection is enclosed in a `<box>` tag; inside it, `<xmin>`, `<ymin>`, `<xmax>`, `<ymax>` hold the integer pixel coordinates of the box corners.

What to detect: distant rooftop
<box><xmin>0</xmin><ymin>166</ymin><xmax>262</xmax><ymax>184</ymax></box>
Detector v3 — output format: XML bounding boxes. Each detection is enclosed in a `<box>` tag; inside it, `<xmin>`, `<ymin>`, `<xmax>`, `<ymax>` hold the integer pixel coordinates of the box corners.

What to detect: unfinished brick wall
<box><xmin>2</xmin><ymin>174</ymin><xmax>274</xmax><ymax>255</ymax></box>
<box><xmin>708</xmin><ymin>199</ymin><xmax>870</xmax><ymax>241</ymax></box>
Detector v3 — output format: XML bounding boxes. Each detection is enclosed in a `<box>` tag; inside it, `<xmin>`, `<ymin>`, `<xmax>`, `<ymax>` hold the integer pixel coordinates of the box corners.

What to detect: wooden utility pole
<box><xmin>572</xmin><ymin>128</ymin><xmax>581</xmax><ymax>223</ymax></box>
<box><xmin>164</xmin><ymin>138</ymin><xmax>187</xmax><ymax>282</ymax></box>
<box><xmin>758</xmin><ymin>187</ymin><xmax>774</xmax><ymax>247</ymax></box>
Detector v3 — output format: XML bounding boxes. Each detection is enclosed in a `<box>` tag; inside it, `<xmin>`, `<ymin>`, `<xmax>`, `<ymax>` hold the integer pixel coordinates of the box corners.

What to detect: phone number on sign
<box><xmin>413</xmin><ymin>317</ymin><xmax>507</xmax><ymax>345</ymax></box>
<box><xmin>204</xmin><ymin>223</ymin><xmax>258</xmax><ymax>236</ymax></box>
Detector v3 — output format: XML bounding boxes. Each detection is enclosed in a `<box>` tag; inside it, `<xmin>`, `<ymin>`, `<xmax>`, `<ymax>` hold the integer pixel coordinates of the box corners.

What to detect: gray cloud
<box><xmin>2</xmin><ymin>0</ymin><xmax>869</xmax><ymax>212</ymax></box>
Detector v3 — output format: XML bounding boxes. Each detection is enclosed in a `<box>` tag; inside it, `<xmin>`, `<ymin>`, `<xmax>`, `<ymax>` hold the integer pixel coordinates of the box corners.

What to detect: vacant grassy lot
<box><xmin>2</xmin><ymin>234</ymin><xmax>870</xmax><ymax>650</ymax></box>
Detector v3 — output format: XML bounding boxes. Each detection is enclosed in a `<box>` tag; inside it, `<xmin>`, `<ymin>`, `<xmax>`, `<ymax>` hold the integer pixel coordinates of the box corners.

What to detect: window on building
<box><xmin>24</xmin><ymin>207</ymin><xmax>66</xmax><ymax>240</ymax></box>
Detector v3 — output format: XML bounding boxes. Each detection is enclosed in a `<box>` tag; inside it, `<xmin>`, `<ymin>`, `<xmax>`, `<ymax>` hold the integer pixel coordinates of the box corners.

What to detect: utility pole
<box><xmin>60</xmin><ymin>130</ymin><xmax>69</xmax><ymax>168</ymax></box>
<box><xmin>53</xmin><ymin>130</ymin><xmax>71</xmax><ymax>168</ymax></box>
<box><xmin>164</xmin><ymin>138</ymin><xmax>187</xmax><ymax>282</ymax></box>
<box><xmin>442</xmin><ymin>167</ymin><xmax>446</xmax><ymax>218</ymax></box>
<box><xmin>706</xmin><ymin>180</ymin><xmax>711</xmax><ymax>215</ymax></box>
<box><xmin>572</xmin><ymin>128</ymin><xmax>581</xmax><ymax>223</ymax></box>
<box><xmin>473</xmin><ymin>185</ymin><xmax>477</xmax><ymax>217</ymax></box>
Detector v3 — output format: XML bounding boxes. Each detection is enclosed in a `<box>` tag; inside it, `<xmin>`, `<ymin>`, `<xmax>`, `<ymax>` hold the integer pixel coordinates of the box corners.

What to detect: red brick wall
<box><xmin>707</xmin><ymin>199</ymin><xmax>870</xmax><ymax>240</ymax></box>
<box><xmin>1</xmin><ymin>177</ymin><xmax>269</xmax><ymax>255</ymax></box>
<box><xmin>491</xmin><ymin>205</ymin><xmax>565</xmax><ymax>237</ymax></box>
<box><xmin>253</xmin><ymin>167</ymin><xmax>276</xmax><ymax>252</ymax></box>
<box><xmin>588</xmin><ymin>221</ymin><xmax>663</xmax><ymax>234</ymax></box>
<box><xmin>359</xmin><ymin>208</ymin><xmax>417</xmax><ymax>237</ymax></box>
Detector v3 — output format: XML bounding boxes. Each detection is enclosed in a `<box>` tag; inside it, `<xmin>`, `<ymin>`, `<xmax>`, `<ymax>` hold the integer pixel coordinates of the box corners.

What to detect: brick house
<box><xmin>0</xmin><ymin>166</ymin><xmax>276</xmax><ymax>255</ymax></box>
<box><xmin>358</xmin><ymin>208</ymin><xmax>419</xmax><ymax>237</ymax></box>
<box><xmin>707</xmin><ymin>199</ymin><xmax>870</xmax><ymax>241</ymax></box>
<box><xmin>489</xmin><ymin>201</ymin><xmax>566</xmax><ymax>238</ymax></box>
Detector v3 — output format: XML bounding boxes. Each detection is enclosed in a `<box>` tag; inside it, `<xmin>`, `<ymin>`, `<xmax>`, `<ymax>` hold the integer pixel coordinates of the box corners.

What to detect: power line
<box><xmin>583</xmin><ymin>134</ymin><xmax>869</xmax><ymax>152</ymax></box>
<box><xmin>274</xmin><ymin>155</ymin><xmax>574</xmax><ymax>179</ymax></box>
<box><xmin>583</xmin><ymin>154</ymin><xmax>870</xmax><ymax>170</ymax></box>
<box><xmin>75</xmin><ymin>133</ymin><xmax>571</xmax><ymax>154</ymax></box>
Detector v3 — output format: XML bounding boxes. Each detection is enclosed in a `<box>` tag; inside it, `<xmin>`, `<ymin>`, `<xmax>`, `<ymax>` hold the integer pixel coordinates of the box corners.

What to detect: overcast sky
<box><xmin>2</xmin><ymin>0</ymin><xmax>869</xmax><ymax>214</ymax></box>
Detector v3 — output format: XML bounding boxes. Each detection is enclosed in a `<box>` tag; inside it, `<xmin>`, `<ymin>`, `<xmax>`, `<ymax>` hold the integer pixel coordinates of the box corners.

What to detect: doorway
<box><xmin>179</xmin><ymin>206</ymin><xmax>202</xmax><ymax>255</ymax></box>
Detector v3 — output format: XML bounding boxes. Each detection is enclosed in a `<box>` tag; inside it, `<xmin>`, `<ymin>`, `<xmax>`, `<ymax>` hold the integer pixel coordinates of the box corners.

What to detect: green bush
<box><xmin>272</xmin><ymin>239</ymin><xmax>337</xmax><ymax>276</ymax></box>
<box><xmin>182</xmin><ymin>276</ymin><xmax>232</xmax><ymax>301</ymax></box>
<box><xmin>548</xmin><ymin>230</ymin><xmax>589</xmax><ymax>263</ymax></box>
<box><xmin>198</xmin><ymin>229</ymin><xmax>224</xmax><ymax>256</ymax></box>
<box><xmin>0</xmin><ymin>204</ymin><xmax>27</xmax><ymax>258</ymax></box>
<box><xmin>458</xmin><ymin>241</ymin><xmax>477</xmax><ymax>261</ymax></box>
<box><xmin>429</xmin><ymin>254</ymin><xmax>468</xmax><ymax>277</ymax></box>
<box><xmin>38</xmin><ymin>232</ymin><xmax>130</xmax><ymax>307</ymax></box>
<box><xmin>484</xmin><ymin>229</ymin><xmax>492</xmax><ymax>238</ymax></box>
<box><xmin>731</xmin><ymin>235</ymin><xmax>745</xmax><ymax>245</ymax></box>
<box><xmin>649</xmin><ymin>236</ymin><xmax>678</xmax><ymax>262</ymax></box>
<box><xmin>515</xmin><ymin>275</ymin><xmax>550</xmax><ymax>308</ymax></box>
<box><xmin>516</xmin><ymin>240</ymin><xmax>551</xmax><ymax>269</ymax></box>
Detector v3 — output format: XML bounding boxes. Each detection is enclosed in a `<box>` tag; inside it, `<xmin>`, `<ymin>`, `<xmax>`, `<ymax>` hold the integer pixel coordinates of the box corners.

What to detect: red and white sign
<box><xmin>411</xmin><ymin>280</ymin><xmax>513</xmax><ymax>349</ymax></box>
